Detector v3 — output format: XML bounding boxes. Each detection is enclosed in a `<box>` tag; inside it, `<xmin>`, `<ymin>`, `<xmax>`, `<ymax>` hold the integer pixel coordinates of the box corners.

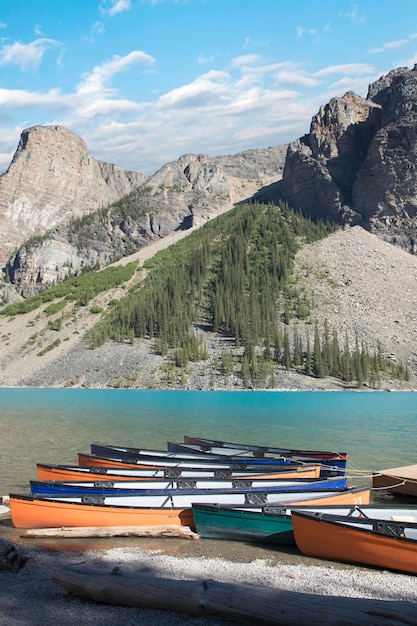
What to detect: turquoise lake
<box><xmin>1</xmin><ymin>389</ymin><xmax>417</xmax><ymax>496</ymax></box>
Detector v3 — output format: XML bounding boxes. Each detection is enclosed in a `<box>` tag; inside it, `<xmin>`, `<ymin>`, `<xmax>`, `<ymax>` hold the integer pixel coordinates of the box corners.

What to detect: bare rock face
<box><xmin>276</xmin><ymin>65</ymin><xmax>417</xmax><ymax>251</ymax></box>
<box><xmin>0</xmin><ymin>125</ymin><xmax>146</xmax><ymax>268</ymax></box>
<box><xmin>5</xmin><ymin>145</ymin><xmax>287</xmax><ymax>296</ymax></box>
<box><xmin>353</xmin><ymin>66</ymin><xmax>417</xmax><ymax>249</ymax></box>
<box><xmin>278</xmin><ymin>91</ymin><xmax>381</xmax><ymax>222</ymax></box>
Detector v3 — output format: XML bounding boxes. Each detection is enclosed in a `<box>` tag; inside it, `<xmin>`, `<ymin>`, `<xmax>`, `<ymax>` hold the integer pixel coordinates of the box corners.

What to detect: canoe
<box><xmin>174</xmin><ymin>440</ymin><xmax>347</xmax><ymax>477</ymax></box>
<box><xmin>88</xmin><ymin>444</ymin><xmax>291</xmax><ymax>466</ymax></box>
<box><xmin>181</xmin><ymin>436</ymin><xmax>347</xmax><ymax>461</ymax></box>
<box><xmin>292</xmin><ymin>506</ymin><xmax>417</xmax><ymax>575</ymax></box>
<box><xmin>36</xmin><ymin>462</ymin><xmax>321</xmax><ymax>482</ymax></box>
<box><xmin>78</xmin><ymin>452</ymin><xmax>294</xmax><ymax>470</ymax></box>
<box><xmin>9</xmin><ymin>486</ymin><xmax>359</xmax><ymax>530</ymax></box>
<box><xmin>169</xmin><ymin>443</ymin><xmax>345</xmax><ymax>478</ymax></box>
<box><xmin>372</xmin><ymin>464</ymin><xmax>417</xmax><ymax>497</ymax></box>
<box><xmin>178</xmin><ymin>437</ymin><xmax>348</xmax><ymax>477</ymax></box>
<box><xmin>29</xmin><ymin>476</ymin><xmax>348</xmax><ymax>497</ymax></box>
<box><xmin>192</xmin><ymin>488</ymin><xmax>371</xmax><ymax>543</ymax></box>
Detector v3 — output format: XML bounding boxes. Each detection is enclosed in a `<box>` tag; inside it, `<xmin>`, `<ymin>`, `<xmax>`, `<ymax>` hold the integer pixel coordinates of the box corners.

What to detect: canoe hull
<box><xmin>179</xmin><ymin>437</ymin><xmax>347</xmax><ymax>477</ymax></box>
<box><xmin>9</xmin><ymin>494</ymin><xmax>195</xmax><ymax>530</ymax></box>
<box><xmin>88</xmin><ymin>445</ymin><xmax>291</xmax><ymax>467</ymax></box>
<box><xmin>192</xmin><ymin>506</ymin><xmax>295</xmax><ymax>544</ymax></box>
<box><xmin>192</xmin><ymin>488</ymin><xmax>371</xmax><ymax>543</ymax></box>
<box><xmin>77</xmin><ymin>452</ymin><xmax>290</xmax><ymax>470</ymax></box>
<box><xmin>10</xmin><ymin>486</ymin><xmax>357</xmax><ymax>530</ymax></box>
<box><xmin>183</xmin><ymin>435</ymin><xmax>347</xmax><ymax>460</ymax></box>
<box><xmin>292</xmin><ymin>510</ymin><xmax>417</xmax><ymax>575</ymax></box>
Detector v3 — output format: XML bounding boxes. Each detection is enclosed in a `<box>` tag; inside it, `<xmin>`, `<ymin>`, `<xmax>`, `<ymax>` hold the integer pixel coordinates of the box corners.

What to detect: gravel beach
<box><xmin>2</xmin><ymin>509</ymin><xmax>417</xmax><ymax>625</ymax></box>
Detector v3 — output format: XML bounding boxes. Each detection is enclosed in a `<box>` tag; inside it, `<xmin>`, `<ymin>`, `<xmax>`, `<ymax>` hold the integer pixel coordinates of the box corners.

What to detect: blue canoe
<box><xmin>30</xmin><ymin>476</ymin><xmax>348</xmax><ymax>497</ymax></box>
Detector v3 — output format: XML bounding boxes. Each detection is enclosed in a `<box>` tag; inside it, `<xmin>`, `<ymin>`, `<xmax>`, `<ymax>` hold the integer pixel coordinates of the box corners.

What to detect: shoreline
<box><xmin>2</xmin><ymin>530</ymin><xmax>417</xmax><ymax>625</ymax></box>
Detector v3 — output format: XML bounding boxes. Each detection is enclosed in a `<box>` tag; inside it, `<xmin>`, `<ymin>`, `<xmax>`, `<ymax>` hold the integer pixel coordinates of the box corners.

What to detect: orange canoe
<box><xmin>292</xmin><ymin>506</ymin><xmax>417</xmax><ymax>575</ymax></box>
<box><xmin>37</xmin><ymin>462</ymin><xmax>320</xmax><ymax>482</ymax></box>
<box><xmin>9</xmin><ymin>493</ymin><xmax>196</xmax><ymax>529</ymax></box>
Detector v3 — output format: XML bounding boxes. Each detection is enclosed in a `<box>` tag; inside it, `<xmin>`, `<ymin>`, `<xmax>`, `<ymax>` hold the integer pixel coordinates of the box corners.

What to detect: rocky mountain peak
<box><xmin>0</xmin><ymin>125</ymin><xmax>145</xmax><ymax>267</ymax></box>
<box><xmin>276</xmin><ymin>65</ymin><xmax>417</xmax><ymax>251</ymax></box>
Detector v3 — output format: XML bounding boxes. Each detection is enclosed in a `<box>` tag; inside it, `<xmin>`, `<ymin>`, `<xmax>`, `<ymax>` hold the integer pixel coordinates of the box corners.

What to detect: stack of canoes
<box><xmin>9</xmin><ymin>435</ymin><xmax>417</xmax><ymax>574</ymax></box>
<box><xmin>10</xmin><ymin>435</ymin><xmax>357</xmax><ymax>529</ymax></box>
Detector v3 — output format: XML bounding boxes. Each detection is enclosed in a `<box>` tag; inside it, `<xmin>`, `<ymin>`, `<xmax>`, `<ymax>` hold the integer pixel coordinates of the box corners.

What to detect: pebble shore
<box><xmin>2</xmin><ymin>517</ymin><xmax>417</xmax><ymax>625</ymax></box>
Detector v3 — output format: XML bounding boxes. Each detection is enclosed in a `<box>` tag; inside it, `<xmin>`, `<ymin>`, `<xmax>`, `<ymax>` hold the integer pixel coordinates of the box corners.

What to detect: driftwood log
<box><xmin>50</xmin><ymin>565</ymin><xmax>417</xmax><ymax>626</ymax></box>
<box><xmin>21</xmin><ymin>525</ymin><xmax>199</xmax><ymax>539</ymax></box>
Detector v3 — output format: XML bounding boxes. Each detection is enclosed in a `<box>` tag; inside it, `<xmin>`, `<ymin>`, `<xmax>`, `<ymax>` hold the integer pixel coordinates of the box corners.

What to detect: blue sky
<box><xmin>0</xmin><ymin>0</ymin><xmax>417</xmax><ymax>176</ymax></box>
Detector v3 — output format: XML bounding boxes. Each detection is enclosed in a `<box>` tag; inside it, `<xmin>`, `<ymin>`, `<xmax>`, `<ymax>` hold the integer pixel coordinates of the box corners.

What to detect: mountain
<box><xmin>263</xmin><ymin>65</ymin><xmax>417</xmax><ymax>252</ymax></box>
<box><xmin>0</xmin><ymin>65</ymin><xmax>417</xmax><ymax>390</ymax></box>
<box><xmin>4</xmin><ymin>65</ymin><xmax>417</xmax><ymax>299</ymax></box>
<box><xmin>2</xmin><ymin>136</ymin><xmax>286</xmax><ymax>297</ymax></box>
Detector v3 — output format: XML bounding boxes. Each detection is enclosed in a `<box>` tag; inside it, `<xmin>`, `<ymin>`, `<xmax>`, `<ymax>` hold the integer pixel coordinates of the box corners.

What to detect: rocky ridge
<box><xmin>3</xmin><ymin>138</ymin><xmax>287</xmax><ymax>297</ymax></box>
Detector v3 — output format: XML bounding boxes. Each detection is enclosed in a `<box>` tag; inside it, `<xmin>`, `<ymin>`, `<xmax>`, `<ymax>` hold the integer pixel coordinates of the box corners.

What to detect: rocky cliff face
<box><xmin>4</xmin><ymin>144</ymin><xmax>287</xmax><ymax>297</ymax></box>
<box><xmin>276</xmin><ymin>65</ymin><xmax>417</xmax><ymax>252</ymax></box>
<box><xmin>0</xmin><ymin>125</ymin><xmax>146</xmax><ymax>274</ymax></box>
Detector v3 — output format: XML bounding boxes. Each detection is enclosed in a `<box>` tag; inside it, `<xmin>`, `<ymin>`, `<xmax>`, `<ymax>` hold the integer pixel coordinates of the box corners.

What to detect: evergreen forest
<box><xmin>85</xmin><ymin>202</ymin><xmax>409</xmax><ymax>388</ymax></box>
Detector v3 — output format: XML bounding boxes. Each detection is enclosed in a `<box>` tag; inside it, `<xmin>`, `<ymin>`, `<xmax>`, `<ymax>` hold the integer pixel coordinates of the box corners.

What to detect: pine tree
<box><xmin>313</xmin><ymin>323</ymin><xmax>324</xmax><ymax>378</ymax></box>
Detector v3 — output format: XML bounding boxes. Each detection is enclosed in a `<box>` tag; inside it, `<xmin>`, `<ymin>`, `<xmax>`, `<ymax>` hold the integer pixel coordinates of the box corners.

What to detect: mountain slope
<box><xmin>0</xmin><ymin>224</ymin><xmax>415</xmax><ymax>390</ymax></box>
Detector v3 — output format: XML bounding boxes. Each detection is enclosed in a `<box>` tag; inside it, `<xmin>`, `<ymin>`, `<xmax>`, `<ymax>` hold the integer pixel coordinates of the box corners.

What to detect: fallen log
<box><xmin>50</xmin><ymin>565</ymin><xmax>417</xmax><ymax>626</ymax></box>
<box><xmin>21</xmin><ymin>525</ymin><xmax>199</xmax><ymax>539</ymax></box>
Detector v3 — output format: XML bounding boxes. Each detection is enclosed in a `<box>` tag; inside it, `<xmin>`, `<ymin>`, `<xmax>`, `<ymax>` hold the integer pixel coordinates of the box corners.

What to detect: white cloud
<box><xmin>100</xmin><ymin>0</ymin><xmax>132</xmax><ymax>16</ymax></box>
<box><xmin>77</xmin><ymin>51</ymin><xmax>156</xmax><ymax>94</ymax></box>
<box><xmin>369</xmin><ymin>39</ymin><xmax>409</xmax><ymax>54</ymax></box>
<box><xmin>159</xmin><ymin>70</ymin><xmax>229</xmax><ymax>109</ymax></box>
<box><xmin>339</xmin><ymin>4</ymin><xmax>366</xmax><ymax>25</ymax></box>
<box><xmin>198</xmin><ymin>53</ymin><xmax>215</xmax><ymax>64</ymax></box>
<box><xmin>85</xmin><ymin>21</ymin><xmax>106</xmax><ymax>42</ymax></box>
<box><xmin>0</xmin><ymin>87</ymin><xmax>64</xmax><ymax>108</ymax></box>
<box><xmin>0</xmin><ymin>38</ymin><xmax>60</xmax><ymax>70</ymax></box>
<box><xmin>277</xmin><ymin>70</ymin><xmax>320</xmax><ymax>89</ymax></box>
<box><xmin>296</xmin><ymin>26</ymin><xmax>317</xmax><ymax>38</ymax></box>
<box><xmin>230</xmin><ymin>54</ymin><xmax>264</xmax><ymax>68</ymax></box>
<box><xmin>314</xmin><ymin>63</ymin><xmax>375</xmax><ymax>77</ymax></box>
<box><xmin>0</xmin><ymin>21</ymin><xmax>7</xmax><ymax>29</ymax></box>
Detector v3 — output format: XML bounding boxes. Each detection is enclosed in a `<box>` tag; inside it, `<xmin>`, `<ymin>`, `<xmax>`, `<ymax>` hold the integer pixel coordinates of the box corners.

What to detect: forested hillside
<box><xmin>84</xmin><ymin>202</ymin><xmax>408</xmax><ymax>388</ymax></box>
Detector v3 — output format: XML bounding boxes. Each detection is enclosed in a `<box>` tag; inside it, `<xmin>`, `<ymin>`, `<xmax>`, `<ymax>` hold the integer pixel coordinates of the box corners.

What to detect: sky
<box><xmin>1</xmin><ymin>1</ymin><xmax>417</xmax><ymax>176</ymax></box>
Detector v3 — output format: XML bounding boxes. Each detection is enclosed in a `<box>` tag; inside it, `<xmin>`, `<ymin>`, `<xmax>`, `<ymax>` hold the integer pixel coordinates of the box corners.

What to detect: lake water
<box><xmin>1</xmin><ymin>388</ymin><xmax>417</xmax><ymax>496</ymax></box>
